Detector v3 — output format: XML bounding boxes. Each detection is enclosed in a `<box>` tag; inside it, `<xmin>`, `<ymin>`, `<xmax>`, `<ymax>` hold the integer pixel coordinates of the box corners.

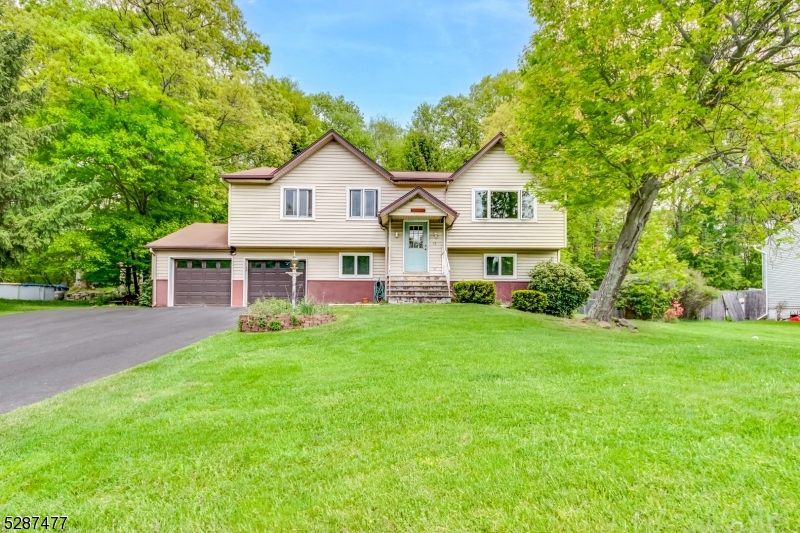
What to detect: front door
<box><xmin>404</xmin><ymin>221</ymin><xmax>428</xmax><ymax>272</ymax></box>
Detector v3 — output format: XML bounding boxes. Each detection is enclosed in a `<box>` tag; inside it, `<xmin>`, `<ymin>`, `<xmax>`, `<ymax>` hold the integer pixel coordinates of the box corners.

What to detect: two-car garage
<box><xmin>171</xmin><ymin>258</ymin><xmax>307</xmax><ymax>307</ymax></box>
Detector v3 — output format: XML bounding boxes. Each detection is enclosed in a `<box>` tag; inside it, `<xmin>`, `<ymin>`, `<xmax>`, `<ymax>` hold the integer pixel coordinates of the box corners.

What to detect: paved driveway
<box><xmin>0</xmin><ymin>307</ymin><xmax>242</xmax><ymax>414</ymax></box>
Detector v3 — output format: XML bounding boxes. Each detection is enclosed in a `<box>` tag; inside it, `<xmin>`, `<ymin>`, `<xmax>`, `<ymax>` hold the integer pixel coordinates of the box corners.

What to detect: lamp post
<box><xmin>286</xmin><ymin>251</ymin><xmax>301</xmax><ymax>307</ymax></box>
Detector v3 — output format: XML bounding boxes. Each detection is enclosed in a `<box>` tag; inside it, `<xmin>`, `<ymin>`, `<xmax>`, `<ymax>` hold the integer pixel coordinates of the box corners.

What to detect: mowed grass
<box><xmin>1</xmin><ymin>305</ymin><xmax>799</xmax><ymax>531</ymax></box>
<box><xmin>0</xmin><ymin>298</ymin><xmax>94</xmax><ymax>315</ymax></box>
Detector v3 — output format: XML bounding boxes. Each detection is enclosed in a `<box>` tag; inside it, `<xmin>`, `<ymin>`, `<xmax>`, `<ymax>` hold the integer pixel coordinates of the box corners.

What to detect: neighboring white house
<box><xmin>762</xmin><ymin>218</ymin><xmax>800</xmax><ymax>319</ymax></box>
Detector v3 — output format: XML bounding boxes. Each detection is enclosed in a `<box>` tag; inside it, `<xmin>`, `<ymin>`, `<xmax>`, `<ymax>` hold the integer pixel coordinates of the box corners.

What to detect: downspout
<box><xmin>387</xmin><ymin>218</ymin><xmax>391</xmax><ymax>300</ymax></box>
<box><xmin>150</xmin><ymin>250</ymin><xmax>156</xmax><ymax>307</ymax></box>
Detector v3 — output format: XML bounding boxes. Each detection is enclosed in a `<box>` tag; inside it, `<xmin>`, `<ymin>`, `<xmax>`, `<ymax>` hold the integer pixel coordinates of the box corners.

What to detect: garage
<box><xmin>173</xmin><ymin>259</ymin><xmax>232</xmax><ymax>306</ymax></box>
<box><xmin>248</xmin><ymin>260</ymin><xmax>306</xmax><ymax>304</ymax></box>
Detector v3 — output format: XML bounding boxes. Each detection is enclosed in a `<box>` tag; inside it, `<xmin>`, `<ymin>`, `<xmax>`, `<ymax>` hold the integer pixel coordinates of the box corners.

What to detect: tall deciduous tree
<box><xmin>0</xmin><ymin>21</ymin><xmax>83</xmax><ymax>266</ymax></box>
<box><xmin>514</xmin><ymin>0</ymin><xmax>800</xmax><ymax>320</ymax></box>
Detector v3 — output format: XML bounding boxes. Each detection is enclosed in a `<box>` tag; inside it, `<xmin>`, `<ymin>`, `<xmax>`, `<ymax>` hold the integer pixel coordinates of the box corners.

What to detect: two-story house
<box><xmin>146</xmin><ymin>130</ymin><xmax>567</xmax><ymax>306</ymax></box>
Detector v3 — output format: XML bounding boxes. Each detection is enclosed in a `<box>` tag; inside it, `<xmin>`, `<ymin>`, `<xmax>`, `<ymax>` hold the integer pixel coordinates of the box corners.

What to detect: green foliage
<box><xmin>310</xmin><ymin>93</ymin><xmax>373</xmax><ymax>154</ymax></box>
<box><xmin>616</xmin><ymin>277</ymin><xmax>673</xmax><ymax>321</ymax></box>
<box><xmin>514</xmin><ymin>0</ymin><xmax>800</xmax><ymax>314</ymax></box>
<box><xmin>290</xmin><ymin>314</ymin><xmax>302</xmax><ymax>327</ymax></box>
<box><xmin>368</xmin><ymin>115</ymin><xmax>405</xmax><ymax>169</ymax></box>
<box><xmin>673</xmin><ymin>270</ymin><xmax>720</xmax><ymax>320</ymax></box>
<box><xmin>528</xmin><ymin>262</ymin><xmax>593</xmax><ymax>318</ymax></box>
<box><xmin>138</xmin><ymin>280</ymin><xmax>152</xmax><ymax>307</ymax></box>
<box><xmin>629</xmin><ymin>212</ymin><xmax>687</xmax><ymax>275</ymax></box>
<box><xmin>0</xmin><ymin>20</ymin><xmax>84</xmax><ymax>266</ymax></box>
<box><xmin>267</xmin><ymin>318</ymin><xmax>282</xmax><ymax>331</ymax></box>
<box><xmin>511</xmin><ymin>290</ymin><xmax>548</xmax><ymax>314</ymax></box>
<box><xmin>258</xmin><ymin>316</ymin><xmax>267</xmax><ymax>331</ymax></box>
<box><xmin>249</xmin><ymin>297</ymin><xmax>292</xmax><ymax>317</ymax></box>
<box><xmin>453</xmin><ymin>280</ymin><xmax>496</xmax><ymax>305</ymax></box>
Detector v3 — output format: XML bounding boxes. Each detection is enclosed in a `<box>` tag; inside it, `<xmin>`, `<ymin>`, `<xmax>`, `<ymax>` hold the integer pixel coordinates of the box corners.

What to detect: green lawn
<box><xmin>0</xmin><ymin>298</ymin><xmax>95</xmax><ymax>315</ymax></box>
<box><xmin>1</xmin><ymin>305</ymin><xmax>799</xmax><ymax>531</ymax></box>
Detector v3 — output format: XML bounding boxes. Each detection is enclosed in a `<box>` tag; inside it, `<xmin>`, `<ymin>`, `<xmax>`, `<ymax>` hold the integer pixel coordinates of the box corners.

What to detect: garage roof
<box><xmin>146</xmin><ymin>223</ymin><xmax>229</xmax><ymax>250</ymax></box>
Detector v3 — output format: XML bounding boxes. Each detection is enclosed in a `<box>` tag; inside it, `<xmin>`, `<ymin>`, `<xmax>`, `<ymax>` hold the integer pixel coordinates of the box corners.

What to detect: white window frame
<box><xmin>483</xmin><ymin>253</ymin><xmax>518</xmax><ymax>279</ymax></box>
<box><xmin>339</xmin><ymin>252</ymin><xmax>374</xmax><ymax>279</ymax></box>
<box><xmin>346</xmin><ymin>187</ymin><xmax>381</xmax><ymax>220</ymax></box>
<box><xmin>280</xmin><ymin>186</ymin><xmax>316</xmax><ymax>220</ymax></box>
<box><xmin>472</xmin><ymin>188</ymin><xmax>537</xmax><ymax>222</ymax></box>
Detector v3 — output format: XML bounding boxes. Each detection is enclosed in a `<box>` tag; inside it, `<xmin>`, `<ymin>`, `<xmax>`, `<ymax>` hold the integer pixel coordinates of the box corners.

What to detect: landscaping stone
<box><xmin>239</xmin><ymin>314</ymin><xmax>336</xmax><ymax>333</ymax></box>
<box><xmin>597</xmin><ymin>321</ymin><xmax>613</xmax><ymax>329</ymax></box>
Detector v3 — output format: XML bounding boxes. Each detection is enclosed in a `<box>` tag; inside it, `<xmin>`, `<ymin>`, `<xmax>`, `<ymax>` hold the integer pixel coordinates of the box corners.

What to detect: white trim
<box><xmin>338</xmin><ymin>252</ymin><xmax>374</xmax><ymax>279</ymax></box>
<box><xmin>280</xmin><ymin>186</ymin><xmax>317</xmax><ymax>220</ymax></box>
<box><xmin>483</xmin><ymin>253</ymin><xmax>518</xmax><ymax>279</ymax></box>
<box><xmin>346</xmin><ymin>187</ymin><xmax>381</xmax><ymax>220</ymax></box>
<box><xmin>471</xmin><ymin>188</ymin><xmax>538</xmax><ymax>222</ymax></box>
<box><xmin>402</xmin><ymin>220</ymin><xmax>430</xmax><ymax>273</ymax></box>
<box><xmin>243</xmin><ymin>256</ymin><xmax>309</xmax><ymax>305</ymax></box>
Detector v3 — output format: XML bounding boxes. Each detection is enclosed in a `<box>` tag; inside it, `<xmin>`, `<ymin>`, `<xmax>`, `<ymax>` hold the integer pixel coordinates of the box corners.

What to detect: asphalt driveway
<box><xmin>0</xmin><ymin>306</ymin><xmax>242</xmax><ymax>413</ymax></box>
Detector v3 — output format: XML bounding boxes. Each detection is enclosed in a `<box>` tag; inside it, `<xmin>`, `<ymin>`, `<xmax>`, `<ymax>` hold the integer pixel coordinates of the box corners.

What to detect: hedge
<box><xmin>511</xmin><ymin>290</ymin><xmax>548</xmax><ymax>313</ymax></box>
<box><xmin>453</xmin><ymin>280</ymin><xmax>496</xmax><ymax>304</ymax></box>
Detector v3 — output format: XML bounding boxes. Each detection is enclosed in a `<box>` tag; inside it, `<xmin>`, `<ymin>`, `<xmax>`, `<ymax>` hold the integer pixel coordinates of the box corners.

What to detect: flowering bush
<box><xmin>663</xmin><ymin>299</ymin><xmax>684</xmax><ymax>322</ymax></box>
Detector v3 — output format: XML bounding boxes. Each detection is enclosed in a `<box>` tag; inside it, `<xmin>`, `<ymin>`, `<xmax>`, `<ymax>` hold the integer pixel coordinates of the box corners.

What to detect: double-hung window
<box><xmin>349</xmin><ymin>188</ymin><xmax>378</xmax><ymax>219</ymax></box>
<box><xmin>340</xmin><ymin>253</ymin><xmax>372</xmax><ymax>278</ymax></box>
<box><xmin>484</xmin><ymin>254</ymin><xmax>516</xmax><ymax>278</ymax></box>
<box><xmin>474</xmin><ymin>189</ymin><xmax>536</xmax><ymax>220</ymax></box>
<box><xmin>283</xmin><ymin>187</ymin><xmax>314</xmax><ymax>219</ymax></box>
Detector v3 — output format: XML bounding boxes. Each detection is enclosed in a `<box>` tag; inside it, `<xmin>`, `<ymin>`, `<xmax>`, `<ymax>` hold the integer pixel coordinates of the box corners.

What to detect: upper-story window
<box><xmin>282</xmin><ymin>187</ymin><xmax>314</xmax><ymax>219</ymax></box>
<box><xmin>348</xmin><ymin>188</ymin><xmax>378</xmax><ymax>219</ymax></box>
<box><xmin>473</xmin><ymin>189</ymin><xmax>536</xmax><ymax>221</ymax></box>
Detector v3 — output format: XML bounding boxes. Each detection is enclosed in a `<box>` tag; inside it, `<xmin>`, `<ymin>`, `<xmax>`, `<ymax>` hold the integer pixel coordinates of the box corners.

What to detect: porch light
<box><xmin>394</xmin><ymin>232</ymin><xmax>399</xmax><ymax>238</ymax></box>
<box><xmin>229</xmin><ymin>246</ymin><xmax>237</xmax><ymax>256</ymax></box>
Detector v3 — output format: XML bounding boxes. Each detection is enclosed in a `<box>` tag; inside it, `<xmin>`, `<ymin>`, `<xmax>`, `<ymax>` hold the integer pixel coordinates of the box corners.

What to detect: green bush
<box><xmin>249</xmin><ymin>297</ymin><xmax>292</xmax><ymax>316</ymax></box>
<box><xmin>267</xmin><ymin>319</ymin><xmax>283</xmax><ymax>331</ymax></box>
<box><xmin>453</xmin><ymin>280</ymin><xmax>496</xmax><ymax>304</ymax></box>
<box><xmin>528</xmin><ymin>262</ymin><xmax>593</xmax><ymax>317</ymax></box>
<box><xmin>511</xmin><ymin>290</ymin><xmax>548</xmax><ymax>313</ymax></box>
<box><xmin>616</xmin><ymin>276</ymin><xmax>672</xmax><ymax>320</ymax></box>
<box><xmin>290</xmin><ymin>314</ymin><xmax>302</xmax><ymax>327</ymax></box>
<box><xmin>674</xmin><ymin>270</ymin><xmax>719</xmax><ymax>320</ymax></box>
<box><xmin>137</xmin><ymin>281</ymin><xmax>152</xmax><ymax>307</ymax></box>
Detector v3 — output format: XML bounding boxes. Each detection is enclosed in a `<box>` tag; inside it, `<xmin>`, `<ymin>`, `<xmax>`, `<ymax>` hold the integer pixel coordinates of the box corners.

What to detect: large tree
<box><xmin>514</xmin><ymin>0</ymin><xmax>800</xmax><ymax>320</ymax></box>
<box><xmin>0</xmin><ymin>20</ymin><xmax>83</xmax><ymax>267</ymax></box>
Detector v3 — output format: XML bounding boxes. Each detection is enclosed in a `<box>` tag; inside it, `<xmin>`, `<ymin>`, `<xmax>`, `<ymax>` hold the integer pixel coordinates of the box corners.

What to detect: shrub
<box><xmin>249</xmin><ymin>297</ymin><xmax>291</xmax><ymax>316</ymax></box>
<box><xmin>664</xmin><ymin>299</ymin><xmax>684</xmax><ymax>322</ymax></box>
<box><xmin>511</xmin><ymin>290</ymin><xmax>548</xmax><ymax>313</ymax></box>
<box><xmin>616</xmin><ymin>276</ymin><xmax>672</xmax><ymax>320</ymax></box>
<box><xmin>297</xmin><ymin>298</ymin><xmax>332</xmax><ymax>316</ymax></box>
<box><xmin>674</xmin><ymin>270</ymin><xmax>719</xmax><ymax>320</ymax></box>
<box><xmin>138</xmin><ymin>281</ymin><xmax>152</xmax><ymax>307</ymax></box>
<box><xmin>290</xmin><ymin>314</ymin><xmax>302</xmax><ymax>327</ymax></box>
<box><xmin>528</xmin><ymin>262</ymin><xmax>593</xmax><ymax>317</ymax></box>
<box><xmin>453</xmin><ymin>280</ymin><xmax>496</xmax><ymax>304</ymax></box>
<box><xmin>267</xmin><ymin>319</ymin><xmax>283</xmax><ymax>331</ymax></box>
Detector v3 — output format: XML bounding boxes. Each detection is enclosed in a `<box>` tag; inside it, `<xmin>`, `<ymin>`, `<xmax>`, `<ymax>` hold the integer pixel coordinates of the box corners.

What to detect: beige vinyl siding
<box><xmin>154</xmin><ymin>248</ymin><xmax>385</xmax><ymax>281</ymax></box>
<box><xmin>388</xmin><ymin>220</ymin><xmax>444</xmax><ymax>275</ymax></box>
<box><xmin>444</xmin><ymin>146</ymin><xmax>566</xmax><ymax>249</ymax></box>
<box><xmin>228</xmin><ymin>142</ymin><xmax>445</xmax><ymax>247</ymax></box>
<box><xmin>448</xmin><ymin>249</ymin><xmax>558</xmax><ymax>281</ymax></box>
<box><xmin>153</xmin><ymin>250</ymin><xmax>233</xmax><ymax>280</ymax></box>
<box><xmin>765</xmin><ymin>220</ymin><xmax>800</xmax><ymax>315</ymax></box>
<box><xmin>234</xmin><ymin>248</ymin><xmax>384</xmax><ymax>281</ymax></box>
<box><xmin>389</xmin><ymin>196</ymin><xmax>447</xmax><ymax>217</ymax></box>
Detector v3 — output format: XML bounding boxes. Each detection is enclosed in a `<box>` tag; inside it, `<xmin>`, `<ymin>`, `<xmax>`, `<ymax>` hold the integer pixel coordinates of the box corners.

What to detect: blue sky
<box><xmin>238</xmin><ymin>0</ymin><xmax>534</xmax><ymax>125</ymax></box>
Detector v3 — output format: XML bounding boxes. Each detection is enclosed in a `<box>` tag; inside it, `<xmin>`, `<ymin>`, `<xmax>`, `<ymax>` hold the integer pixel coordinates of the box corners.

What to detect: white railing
<box><xmin>442</xmin><ymin>250</ymin><xmax>451</xmax><ymax>292</ymax></box>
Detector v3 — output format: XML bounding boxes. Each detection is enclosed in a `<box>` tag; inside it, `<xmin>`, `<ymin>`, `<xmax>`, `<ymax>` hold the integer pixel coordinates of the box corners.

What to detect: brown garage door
<box><xmin>173</xmin><ymin>259</ymin><xmax>231</xmax><ymax>306</ymax></box>
<box><xmin>248</xmin><ymin>260</ymin><xmax>306</xmax><ymax>304</ymax></box>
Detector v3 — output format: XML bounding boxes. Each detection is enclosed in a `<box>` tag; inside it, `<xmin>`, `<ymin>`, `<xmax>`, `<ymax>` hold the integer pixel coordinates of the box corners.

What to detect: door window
<box><xmin>408</xmin><ymin>225</ymin><xmax>424</xmax><ymax>249</ymax></box>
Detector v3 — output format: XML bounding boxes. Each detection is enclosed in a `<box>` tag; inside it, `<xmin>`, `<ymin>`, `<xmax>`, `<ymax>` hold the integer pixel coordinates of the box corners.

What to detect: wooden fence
<box><xmin>579</xmin><ymin>289</ymin><xmax>766</xmax><ymax>321</ymax></box>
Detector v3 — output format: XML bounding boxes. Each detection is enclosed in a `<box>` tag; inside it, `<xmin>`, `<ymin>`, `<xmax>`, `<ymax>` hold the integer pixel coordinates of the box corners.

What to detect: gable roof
<box><xmin>378</xmin><ymin>186</ymin><xmax>459</xmax><ymax>226</ymax></box>
<box><xmin>220</xmin><ymin>131</ymin><xmax>508</xmax><ymax>184</ymax></box>
<box><xmin>146</xmin><ymin>223</ymin><xmax>228</xmax><ymax>250</ymax></box>
<box><xmin>448</xmin><ymin>133</ymin><xmax>505</xmax><ymax>182</ymax></box>
<box><xmin>221</xmin><ymin>130</ymin><xmax>394</xmax><ymax>183</ymax></box>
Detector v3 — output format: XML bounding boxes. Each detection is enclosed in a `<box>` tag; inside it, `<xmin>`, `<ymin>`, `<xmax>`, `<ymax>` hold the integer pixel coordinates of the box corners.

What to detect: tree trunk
<box><xmin>131</xmin><ymin>251</ymin><xmax>140</xmax><ymax>296</ymax></box>
<box><xmin>588</xmin><ymin>177</ymin><xmax>662</xmax><ymax>321</ymax></box>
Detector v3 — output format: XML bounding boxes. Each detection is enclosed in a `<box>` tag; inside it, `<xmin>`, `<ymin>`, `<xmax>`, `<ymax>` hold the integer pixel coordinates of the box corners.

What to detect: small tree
<box><xmin>528</xmin><ymin>262</ymin><xmax>592</xmax><ymax>318</ymax></box>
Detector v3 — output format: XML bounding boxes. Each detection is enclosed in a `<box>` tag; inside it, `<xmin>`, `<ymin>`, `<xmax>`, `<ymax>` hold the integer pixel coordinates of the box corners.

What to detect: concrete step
<box><xmin>388</xmin><ymin>296</ymin><xmax>452</xmax><ymax>304</ymax></box>
<box><xmin>388</xmin><ymin>291</ymin><xmax>452</xmax><ymax>298</ymax></box>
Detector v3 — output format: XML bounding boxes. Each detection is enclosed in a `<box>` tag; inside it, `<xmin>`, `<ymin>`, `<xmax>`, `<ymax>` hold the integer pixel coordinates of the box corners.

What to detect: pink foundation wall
<box><xmin>451</xmin><ymin>281</ymin><xmax>529</xmax><ymax>302</ymax></box>
<box><xmin>155</xmin><ymin>280</ymin><xmax>168</xmax><ymax>307</ymax></box>
<box><xmin>232</xmin><ymin>280</ymin><xmax>244</xmax><ymax>307</ymax></box>
<box><xmin>307</xmin><ymin>280</ymin><xmax>376</xmax><ymax>304</ymax></box>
